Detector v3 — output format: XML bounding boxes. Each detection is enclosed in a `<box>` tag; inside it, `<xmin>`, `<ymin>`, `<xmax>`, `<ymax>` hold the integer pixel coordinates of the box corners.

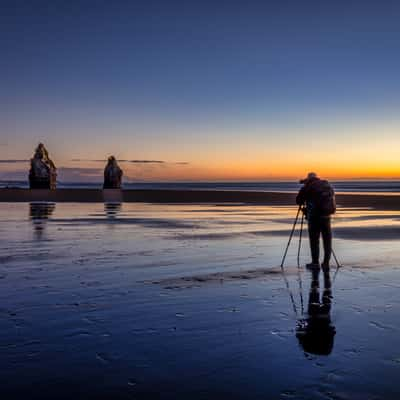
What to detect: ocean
<box><xmin>2</xmin><ymin>180</ymin><xmax>400</xmax><ymax>193</ymax></box>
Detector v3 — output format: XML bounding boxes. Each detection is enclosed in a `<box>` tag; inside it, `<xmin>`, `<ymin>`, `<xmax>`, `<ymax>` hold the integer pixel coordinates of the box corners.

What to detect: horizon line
<box><xmin>3</xmin><ymin>178</ymin><xmax>400</xmax><ymax>183</ymax></box>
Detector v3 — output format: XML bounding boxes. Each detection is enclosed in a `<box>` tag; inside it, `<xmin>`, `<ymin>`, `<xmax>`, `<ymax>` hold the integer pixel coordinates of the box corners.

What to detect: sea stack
<box><xmin>29</xmin><ymin>143</ymin><xmax>57</xmax><ymax>189</ymax></box>
<box><xmin>103</xmin><ymin>156</ymin><xmax>123</xmax><ymax>189</ymax></box>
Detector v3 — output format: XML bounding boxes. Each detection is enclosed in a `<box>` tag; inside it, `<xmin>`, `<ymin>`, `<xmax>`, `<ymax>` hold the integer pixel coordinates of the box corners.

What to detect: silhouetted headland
<box><xmin>103</xmin><ymin>155</ymin><xmax>123</xmax><ymax>189</ymax></box>
<box><xmin>29</xmin><ymin>143</ymin><xmax>57</xmax><ymax>189</ymax></box>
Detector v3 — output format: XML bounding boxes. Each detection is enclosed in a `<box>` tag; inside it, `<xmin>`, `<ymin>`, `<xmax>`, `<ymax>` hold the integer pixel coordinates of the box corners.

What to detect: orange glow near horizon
<box><xmin>2</xmin><ymin>151</ymin><xmax>400</xmax><ymax>182</ymax></box>
<box><xmin>119</xmin><ymin>160</ymin><xmax>400</xmax><ymax>181</ymax></box>
<box><xmin>2</xmin><ymin>116</ymin><xmax>400</xmax><ymax>182</ymax></box>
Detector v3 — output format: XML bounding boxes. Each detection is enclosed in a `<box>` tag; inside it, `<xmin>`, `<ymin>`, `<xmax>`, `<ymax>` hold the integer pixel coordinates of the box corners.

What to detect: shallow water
<box><xmin>5</xmin><ymin>179</ymin><xmax>400</xmax><ymax>193</ymax></box>
<box><xmin>1</xmin><ymin>203</ymin><xmax>400</xmax><ymax>399</ymax></box>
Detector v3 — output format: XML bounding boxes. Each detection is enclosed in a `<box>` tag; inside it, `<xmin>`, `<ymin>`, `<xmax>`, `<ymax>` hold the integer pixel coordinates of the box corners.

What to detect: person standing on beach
<box><xmin>296</xmin><ymin>172</ymin><xmax>336</xmax><ymax>268</ymax></box>
<box><xmin>103</xmin><ymin>156</ymin><xmax>123</xmax><ymax>189</ymax></box>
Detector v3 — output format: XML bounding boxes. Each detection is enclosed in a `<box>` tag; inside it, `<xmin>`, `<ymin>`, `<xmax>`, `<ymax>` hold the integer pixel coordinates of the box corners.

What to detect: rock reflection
<box><xmin>29</xmin><ymin>202</ymin><xmax>56</xmax><ymax>239</ymax></box>
<box><xmin>296</xmin><ymin>267</ymin><xmax>336</xmax><ymax>356</ymax></box>
<box><xmin>104</xmin><ymin>202</ymin><xmax>122</xmax><ymax>220</ymax></box>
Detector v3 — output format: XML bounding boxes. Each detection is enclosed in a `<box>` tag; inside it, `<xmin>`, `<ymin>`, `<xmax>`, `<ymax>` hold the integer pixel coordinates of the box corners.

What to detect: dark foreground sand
<box><xmin>1</xmin><ymin>188</ymin><xmax>400</xmax><ymax>210</ymax></box>
<box><xmin>2</xmin><ymin>202</ymin><xmax>400</xmax><ymax>398</ymax></box>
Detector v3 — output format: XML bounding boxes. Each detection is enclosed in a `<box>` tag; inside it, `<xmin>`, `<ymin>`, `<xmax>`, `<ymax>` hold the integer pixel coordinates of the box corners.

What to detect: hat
<box><xmin>300</xmin><ymin>172</ymin><xmax>318</xmax><ymax>184</ymax></box>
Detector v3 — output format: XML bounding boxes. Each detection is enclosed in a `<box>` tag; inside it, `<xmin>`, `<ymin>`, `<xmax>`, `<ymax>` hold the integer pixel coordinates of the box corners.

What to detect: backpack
<box><xmin>310</xmin><ymin>180</ymin><xmax>336</xmax><ymax>215</ymax></box>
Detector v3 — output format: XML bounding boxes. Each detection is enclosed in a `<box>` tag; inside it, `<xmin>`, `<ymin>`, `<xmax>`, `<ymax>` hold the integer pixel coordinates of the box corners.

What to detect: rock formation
<box><xmin>103</xmin><ymin>156</ymin><xmax>123</xmax><ymax>189</ymax></box>
<box><xmin>29</xmin><ymin>143</ymin><xmax>57</xmax><ymax>189</ymax></box>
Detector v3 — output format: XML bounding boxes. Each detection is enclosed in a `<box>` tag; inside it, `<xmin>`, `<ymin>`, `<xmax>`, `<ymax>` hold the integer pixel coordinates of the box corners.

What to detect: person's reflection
<box><xmin>29</xmin><ymin>202</ymin><xmax>56</xmax><ymax>239</ymax></box>
<box><xmin>296</xmin><ymin>267</ymin><xmax>336</xmax><ymax>355</ymax></box>
<box><xmin>104</xmin><ymin>202</ymin><xmax>122</xmax><ymax>220</ymax></box>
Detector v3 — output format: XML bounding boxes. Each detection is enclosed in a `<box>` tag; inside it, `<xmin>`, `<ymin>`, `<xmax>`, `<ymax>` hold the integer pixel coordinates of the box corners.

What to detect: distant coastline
<box><xmin>3</xmin><ymin>180</ymin><xmax>400</xmax><ymax>194</ymax></box>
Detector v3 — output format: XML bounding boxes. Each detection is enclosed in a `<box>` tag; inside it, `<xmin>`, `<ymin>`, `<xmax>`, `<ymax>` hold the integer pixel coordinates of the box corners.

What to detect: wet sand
<box><xmin>1</xmin><ymin>203</ymin><xmax>400</xmax><ymax>399</ymax></box>
<box><xmin>2</xmin><ymin>188</ymin><xmax>400</xmax><ymax>210</ymax></box>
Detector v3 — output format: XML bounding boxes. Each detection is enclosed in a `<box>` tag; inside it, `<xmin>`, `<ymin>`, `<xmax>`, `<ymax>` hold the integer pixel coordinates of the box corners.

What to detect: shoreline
<box><xmin>1</xmin><ymin>188</ymin><xmax>400</xmax><ymax>210</ymax></box>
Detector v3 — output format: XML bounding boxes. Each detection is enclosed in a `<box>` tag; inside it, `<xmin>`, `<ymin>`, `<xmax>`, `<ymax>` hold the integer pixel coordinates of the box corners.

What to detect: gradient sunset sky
<box><xmin>2</xmin><ymin>0</ymin><xmax>400</xmax><ymax>182</ymax></box>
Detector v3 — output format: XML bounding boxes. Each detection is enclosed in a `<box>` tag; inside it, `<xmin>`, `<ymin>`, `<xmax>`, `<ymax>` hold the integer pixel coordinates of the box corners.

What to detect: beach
<box><xmin>1</xmin><ymin>197</ymin><xmax>400</xmax><ymax>399</ymax></box>
<box><xmin>2</xmin><ymin>188</ymin><xmax>400</xmax><ymax>210</ymax></box>
<box><xmin>4</xmin><ymin>0</ymin><xmax>400</xmax><ymax>397</ymax></box>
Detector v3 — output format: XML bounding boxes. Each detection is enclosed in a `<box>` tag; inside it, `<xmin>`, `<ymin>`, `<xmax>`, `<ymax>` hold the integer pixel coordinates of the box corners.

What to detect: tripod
<box><xmin>280</xmin><ymin>205</ymin><xmax>341</xmax><ymax>269</ymax></box>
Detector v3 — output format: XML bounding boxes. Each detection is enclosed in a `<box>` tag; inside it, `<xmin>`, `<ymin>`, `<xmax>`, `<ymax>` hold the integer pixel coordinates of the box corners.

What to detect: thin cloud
<box><xmin>71</xmin><ymin>159</ymin><xmax>101</xmax><ymax>162</ymax></box>
<box><xmin>71</xmin><ymin>159</ymin><xmax>188</xmax><ymax>165</ymax></box>
<box><xmin>125</xmin><ymin>160</ymin><xmax>165</xmax><ymax>164</ymax></box>
<box><xmin>0</xmin><ymin>159</ymin><xmax>28</xmax><ymax>163</ymax></box>
<box><xmin>71</xmin><ymin>159</ymin><xmax>164</xmax><ymax>164</ymax></box>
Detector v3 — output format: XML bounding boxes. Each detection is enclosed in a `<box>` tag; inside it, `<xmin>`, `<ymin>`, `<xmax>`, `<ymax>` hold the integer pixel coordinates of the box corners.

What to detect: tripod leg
<box><xmin>280</xmin><ymin>206</ymin><xmax>301</xmax><ymax>268</ymax></box>
<box><xmin>332</xmin><ymin>248</ymin><xmax>341</xmax><ymax>268</ymax></box>
<box><xmin>297</xmin><ymin>211</ymin><xmax>304</xmax><ymax>268</ymax></box>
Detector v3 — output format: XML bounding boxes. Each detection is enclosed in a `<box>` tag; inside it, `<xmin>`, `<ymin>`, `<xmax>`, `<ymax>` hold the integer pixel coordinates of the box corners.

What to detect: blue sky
<box><xmin>2</xmin><ymin>0</ymin><xmax>400</xmax><ymax>181</ymax></box>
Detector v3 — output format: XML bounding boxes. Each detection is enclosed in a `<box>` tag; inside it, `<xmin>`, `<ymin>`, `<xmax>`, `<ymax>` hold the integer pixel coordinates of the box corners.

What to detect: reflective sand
<box><xmin>1</xmin><ymin>203</ymin><xmax>400</xmax><ymax>399</ymax></box>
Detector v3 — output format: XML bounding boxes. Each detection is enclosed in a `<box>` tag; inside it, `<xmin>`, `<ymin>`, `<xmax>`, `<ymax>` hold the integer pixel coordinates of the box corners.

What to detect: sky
<box><xmin>2</xmin><ymin>0</ymin><xmax>400</xmax><ymax>182</ymax></box>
